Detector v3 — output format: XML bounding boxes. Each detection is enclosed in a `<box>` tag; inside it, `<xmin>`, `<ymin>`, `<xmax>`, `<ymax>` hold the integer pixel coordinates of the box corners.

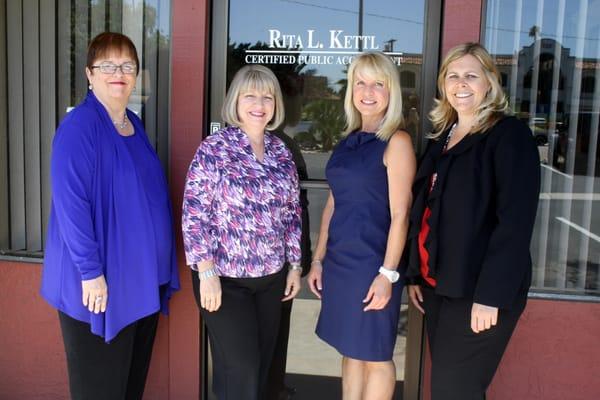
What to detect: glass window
<box><xmin>484</xmin><ymin>0</ymin><xmax>600</xmax><ymax>297</ymax></box>
<box><xmin>0</xmin><ymin>0</ymin><xmax>171</xmax><ymax>258</ymax></box>
<box><xmin>227</xmin><ymin>0</ymin><xmax>426</xmax><ymax>180</ymax></box>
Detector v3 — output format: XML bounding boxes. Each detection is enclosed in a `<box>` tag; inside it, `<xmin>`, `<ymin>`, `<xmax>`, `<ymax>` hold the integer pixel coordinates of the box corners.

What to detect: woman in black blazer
<box><xmin>405</xmin><ymin>43</ymin><xmax>540</xmax><ymax>400</ymax></box>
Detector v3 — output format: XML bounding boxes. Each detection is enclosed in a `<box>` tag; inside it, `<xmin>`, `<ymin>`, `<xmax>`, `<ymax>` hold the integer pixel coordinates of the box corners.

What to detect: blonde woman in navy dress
<box><xmin>307</xmin><ymin>52</ymin><xmax>416</xmax><ymax>399</ymax></box>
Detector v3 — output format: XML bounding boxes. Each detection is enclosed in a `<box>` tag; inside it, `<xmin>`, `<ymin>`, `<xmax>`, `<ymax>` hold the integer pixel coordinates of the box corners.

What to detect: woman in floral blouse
<box><xmin>182</xmin><ymin>65</ymin><xmax>302</xmax><ymax>400</ymax></box>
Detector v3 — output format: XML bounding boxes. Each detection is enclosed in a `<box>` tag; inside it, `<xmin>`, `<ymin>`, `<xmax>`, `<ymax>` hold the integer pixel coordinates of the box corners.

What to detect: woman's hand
<box><xmin>307</xmin><ymin>262</ymin><xmax>323</xmax><ymax>299</ymax></box>
<box><xmin>82</xmin><ymin>275</ymin><xmax>108</xmax><ymax>314</ymax></box>
<box><xmin>282</xmin><ymin>269</ymin><xmax>302</xmax><ymax>301</ymax></box>
<box><xmin>363</xmin><ymin>274</ymin><xmax>392</xmax><ymax>311</ymax></box>
<box><xmin>200</xmin><ymin>275</ymin><xmax>222</xmax><ymax>312</ymax></box>
<box><xmin>471</xmin><ymin>302</ymin><xmax>498</xmax><ymax>333</ymax></box>
<box><xmin>408</xmin><ymin>285</ymin><xmax>425</xmax><ymax>314</ymax></box>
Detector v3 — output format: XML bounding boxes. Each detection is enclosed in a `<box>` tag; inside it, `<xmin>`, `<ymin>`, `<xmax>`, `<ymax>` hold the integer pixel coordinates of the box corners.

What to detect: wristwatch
<box><xmin>289</xmin><ymin>263</ymin><xmax>303</xmax><ymax>273</ymax></box>
<box><xmin>378</xmin><ymin>266</ymin><xmax>400</xmax><ymax>283</ymax></box>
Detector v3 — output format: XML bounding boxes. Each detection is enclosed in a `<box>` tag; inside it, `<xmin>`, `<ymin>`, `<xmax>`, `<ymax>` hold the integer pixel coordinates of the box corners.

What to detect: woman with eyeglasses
<box><xmin>41</xmin><ymin>32</ymin><xmax>180</xmax><ymax>400</ymax></box>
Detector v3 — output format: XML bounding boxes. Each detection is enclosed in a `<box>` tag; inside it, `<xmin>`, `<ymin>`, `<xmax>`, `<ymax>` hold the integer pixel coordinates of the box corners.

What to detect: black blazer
<box><xmin>405</xmin><ymin>116</ymin><xmax>541</xmax><ymax>309</ymax></box>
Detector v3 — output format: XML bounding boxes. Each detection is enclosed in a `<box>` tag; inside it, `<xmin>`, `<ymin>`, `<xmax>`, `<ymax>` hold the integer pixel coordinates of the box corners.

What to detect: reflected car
<box><xmin>532</xmin><ymin>117</ymin><xmax>549</xmax><ymax>146</ymax></box>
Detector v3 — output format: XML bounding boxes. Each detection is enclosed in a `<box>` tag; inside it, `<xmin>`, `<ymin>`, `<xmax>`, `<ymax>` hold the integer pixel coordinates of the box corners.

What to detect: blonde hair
<box><xmin>222</xmin><ymin>65</ymin><xmax>285</xmax><ymax>130</ymax></box>
<box><xmin>428</xmin><ymin>42</ymin><xmax>509</xmax><ymax>139</ymax></box>
<box><xmin>343</xmin><ymin>52</ymin><xmax>404</xmax><ymax>141</ymax></box>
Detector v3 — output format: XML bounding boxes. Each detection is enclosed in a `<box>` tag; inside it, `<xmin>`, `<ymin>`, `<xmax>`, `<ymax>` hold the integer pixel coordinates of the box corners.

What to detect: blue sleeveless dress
<box><xmin>315</xmin><ymin>131</ymin><xmax>403</xmax><ymax>361</ymax></box>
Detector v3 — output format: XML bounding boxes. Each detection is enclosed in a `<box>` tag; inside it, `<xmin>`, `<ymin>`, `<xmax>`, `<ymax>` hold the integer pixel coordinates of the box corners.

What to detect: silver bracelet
<box><xmin>289</xmin><ymin>264</ymin><xmax>303</xmax><ymax>273</ymax></box>
<box><xmin>198</xmin><ymin>267</ymin><xmax>217</xmax><ymax>281</ymax></box>
<box><xmin>311</xmin><ymin>259</ymin><xmax>322</xmax><ymax>267</ymax></box>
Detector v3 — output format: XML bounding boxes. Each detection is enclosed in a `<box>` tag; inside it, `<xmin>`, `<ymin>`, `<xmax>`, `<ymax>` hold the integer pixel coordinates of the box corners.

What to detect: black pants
<box><xmin>267</xmin><ymin>297</ymin><xmax>294</xmax><ymax>400</ymax></box>
<box><xmin>58</xmin><ymin>311</ymin><xmax>159</xmax><ymax>400</ymax></box>
<box><xmin>192</xmin><ymin>268</ymin><xmax>287</xmax><ymax>400</ymax></box>
<box><xmin>421</xmin><ymin>286</ymin><xmax>526</xmax><ymax>400</ymax></box>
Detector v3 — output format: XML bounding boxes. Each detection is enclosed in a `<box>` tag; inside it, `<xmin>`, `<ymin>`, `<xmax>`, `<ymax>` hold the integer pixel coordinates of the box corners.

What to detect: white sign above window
<box><xmin>243</xmin><ymin>29</ymin><xmax>403</xmax><ymax>66</ymax></box>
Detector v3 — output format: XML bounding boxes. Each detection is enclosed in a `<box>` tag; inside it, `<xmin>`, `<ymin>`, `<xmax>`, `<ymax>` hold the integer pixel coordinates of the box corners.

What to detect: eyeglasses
<box><xmin>91</xmin><ymin>62</ymin><xmax>137</xmax><ymax>75</ymax></box>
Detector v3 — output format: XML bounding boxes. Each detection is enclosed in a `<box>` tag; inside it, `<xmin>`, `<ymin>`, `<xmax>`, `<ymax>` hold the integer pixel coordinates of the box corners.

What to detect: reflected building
<box><xmin>492</xmin><ymin>38</ymin><xmax>600</xmax><ymax>176</ymax></box>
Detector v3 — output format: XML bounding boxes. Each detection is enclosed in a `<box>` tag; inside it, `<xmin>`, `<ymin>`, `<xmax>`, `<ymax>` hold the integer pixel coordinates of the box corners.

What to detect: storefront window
<box><xmin>226</xmin><ymin>0</ymin><xmax>426</xmax><ymax>180</ymax></box>
<box><xmin>0</xmin><ymin>0</ymin><xmax>171</xmax><ymax>257</ymax></box>
<box><xmin>484</xmin><ymin>0</ymin><xmax>600</xmax><ymax>297</ymax></box>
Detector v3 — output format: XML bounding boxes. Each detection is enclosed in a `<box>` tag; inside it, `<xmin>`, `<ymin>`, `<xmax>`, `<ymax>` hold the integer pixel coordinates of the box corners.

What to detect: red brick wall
<box><xmin>441</xmin><ymin>0</ymin><xmax>483</xmax><ymax>56</ymax></box>
<box><xmin>167</xmin><ymin>0</ymin><xmax>211</xmax><ymax>398</ymax></box>
<box><xmin>488</xmin><ymin>299</ymin><xmax>600</xmax><ymax>400</ymax></box>
<box><xmin>0</xmin><ymin>262</ymin><xmax>172</xmax><ymax>400</ymax></box>
<box><xmin>422</xmin><ymin>298</ymin><xmax>600</xmax><ymax>400</ymax></box>
<box><xmin>0</xmin><ymin>261</ymin><xmax>68</xmax><ymax>399</ymax></box>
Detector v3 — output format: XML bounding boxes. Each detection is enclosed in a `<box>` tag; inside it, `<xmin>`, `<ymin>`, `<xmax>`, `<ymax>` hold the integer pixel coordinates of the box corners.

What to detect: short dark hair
<box><xmin>86</xmin><ymin>32</ymin><xmax>139</xmax><ymax>75</ymax></box>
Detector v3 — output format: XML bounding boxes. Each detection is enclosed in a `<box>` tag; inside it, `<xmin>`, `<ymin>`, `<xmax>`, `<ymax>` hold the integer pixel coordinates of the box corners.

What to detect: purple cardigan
<box><xmin>41</xmin><ymin>92</ymin><xmax>180</xmax><ymax>342</ymax></box>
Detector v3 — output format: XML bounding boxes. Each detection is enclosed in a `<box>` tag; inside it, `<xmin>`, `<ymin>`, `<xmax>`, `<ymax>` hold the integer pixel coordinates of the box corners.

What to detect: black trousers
<box><xmin>192</xmin><ymin>268</ymin><xmax>287</xmax><ymax>400</ymax></box>
<box><xmin>58</xmin><ymin>311</ymin><xmax>159</xmax><ymax>400</ymax></box>
<box><xmin>267</xmin><ymin>297</ymin><xmax>293</xmax><ymax>400</ymax></box>
<box><xmin>421</xmin><ymin>286</ymin><xmax>526</xmax><ymax>400</ymax></box>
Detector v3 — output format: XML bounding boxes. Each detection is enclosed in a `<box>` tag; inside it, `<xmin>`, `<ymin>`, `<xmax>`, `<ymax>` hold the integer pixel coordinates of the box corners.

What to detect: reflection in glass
<box><xmin>484</xmin><ymin>0</ymin><xmax>600</xmax><ymax>296</ymax></box>
<box><xmin>228</xmin><ymin>0</ymin><xmax>426</xmax><ymax>180</ymax></box>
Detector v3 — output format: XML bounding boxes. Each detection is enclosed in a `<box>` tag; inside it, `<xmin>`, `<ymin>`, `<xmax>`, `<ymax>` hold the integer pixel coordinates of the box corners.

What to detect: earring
<box><xmin>89</xmin><ymin>84</ymin><xmax>93</xmax><ymax>90</ymax></box>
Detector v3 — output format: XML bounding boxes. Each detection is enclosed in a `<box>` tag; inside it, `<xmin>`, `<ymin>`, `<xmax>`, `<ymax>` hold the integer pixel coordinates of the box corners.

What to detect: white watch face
<box><xmin>379</xmin><ymin>267</ymin><xmax>399</xmax><ymax>282</ymax></box>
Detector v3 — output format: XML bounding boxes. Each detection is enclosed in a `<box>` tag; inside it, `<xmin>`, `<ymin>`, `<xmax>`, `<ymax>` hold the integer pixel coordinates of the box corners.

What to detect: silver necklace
<box><xmin>113</xmin><ymin>116</ymin><xmax>128</xmax><ymax>129</ymax></box>
<box><xmin>443</xmin><ymin>123</ymin><xmax>457</xmax><ymax>151</ymax></box>
<box><xmin>430</xmin><ymin>123</ymin><xmax>458</xmax><ymax>192</ymax></box>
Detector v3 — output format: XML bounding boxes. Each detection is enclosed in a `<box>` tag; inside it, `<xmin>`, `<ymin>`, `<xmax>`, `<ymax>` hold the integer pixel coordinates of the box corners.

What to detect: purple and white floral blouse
<box><xmin>182</xmin><ymin>126</ymin><xmax>302</xmax><ymax>278</ymax></box>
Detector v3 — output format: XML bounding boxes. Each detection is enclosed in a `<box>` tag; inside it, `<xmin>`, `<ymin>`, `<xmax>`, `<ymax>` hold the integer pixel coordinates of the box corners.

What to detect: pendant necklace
<box><xmin>113</xmin><ymin>115</ymin><xmax>128</xmax><ymax>129</ymax></box>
